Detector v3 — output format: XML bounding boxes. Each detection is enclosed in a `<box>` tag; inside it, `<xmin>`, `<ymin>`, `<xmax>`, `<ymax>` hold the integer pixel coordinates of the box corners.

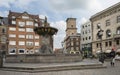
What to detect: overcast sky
<box><xmin>0</xmin><ymin>0</ymin><xmax>120</xmax><ymax>49</ymax></box>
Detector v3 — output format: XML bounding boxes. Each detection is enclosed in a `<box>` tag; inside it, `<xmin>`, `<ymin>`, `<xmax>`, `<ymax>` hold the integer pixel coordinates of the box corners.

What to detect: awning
<box><xmin>96</xmin><ymin>50</ymin><xmax>101</xmax><ymax>53</ymax></box>
<box><xmin>105</xmin><ymin>50</ymin><xmax>111</xmax><ymax>53</ymax></box>
<box><xmin>116</xmin><ymin>49</ymin><xmax>120</xmax><ymax>52</ymax></box>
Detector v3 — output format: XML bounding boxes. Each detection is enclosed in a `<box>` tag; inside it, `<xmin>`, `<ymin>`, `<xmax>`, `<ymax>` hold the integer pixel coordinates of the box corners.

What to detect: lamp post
<box><xmin>97</xmin><ymin>26</ymin><xmax>104</xmax><ymax>63</ymax></box>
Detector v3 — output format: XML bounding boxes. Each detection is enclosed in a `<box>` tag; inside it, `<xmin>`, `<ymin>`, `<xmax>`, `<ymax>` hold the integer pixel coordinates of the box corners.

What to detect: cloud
<box><xmin>0</xmin><ymin>0</ymin><xmax>15</xmax><ymax>8</ymax></box>
<box><xmin>50</xmin><ymin>0</ymin><xmax>89</xmax><ymax>11</ymax></box>
<box><xmin>50</xmin><ymin>21</ymin><xmax>66</xmax><ymax>48</ymax></box>
<box><xmin>0</xmin><ymin>11</ymin><xmax>9</xmax><ymax>17</ymax></box>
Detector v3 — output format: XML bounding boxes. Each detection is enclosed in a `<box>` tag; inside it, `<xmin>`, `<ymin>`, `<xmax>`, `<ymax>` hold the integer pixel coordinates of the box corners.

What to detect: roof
<box><xmin>90</xmin><ymin>2</ymin><xmax>120</xmax><ymax>19</ymax></box>
<box><xmin>9</xmin><ymin>10</ymin><xmax>39</xmax><ymax>19</ymax></box>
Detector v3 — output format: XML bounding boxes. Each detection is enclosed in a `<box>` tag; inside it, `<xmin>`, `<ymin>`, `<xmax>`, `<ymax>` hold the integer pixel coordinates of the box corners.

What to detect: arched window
<box><xmin>117</xmin><ymin>27</ymin><xmax>120</xmax><ymax>34</ymax></box>
<box><xmin>106</xmin><ymin>29</ymin><xmax>111</xmax><ymax>38</ymax></box>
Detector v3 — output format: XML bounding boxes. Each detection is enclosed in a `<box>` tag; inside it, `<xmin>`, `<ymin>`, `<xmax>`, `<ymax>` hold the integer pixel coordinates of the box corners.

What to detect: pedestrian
<box><xmin>111</xmin><ymin>57</ymin><xmax>115</xmax><ymax>66</ymax></box>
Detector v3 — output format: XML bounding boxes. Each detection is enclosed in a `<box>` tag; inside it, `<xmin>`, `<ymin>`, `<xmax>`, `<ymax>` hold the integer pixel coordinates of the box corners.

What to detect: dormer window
<box><xmin>12</xmin><ymin>16</ymin><xmax>16</xmax><ymax>19</ymax></box>
<box><xmin>12</xmin><ymin>20</ymin><xmax>16</xmax><ymax>24</ymax></box>
<box><xmin>22</xmin><ymin>16</ymin><xmax>29</xmax><ymax>19</ymax></box>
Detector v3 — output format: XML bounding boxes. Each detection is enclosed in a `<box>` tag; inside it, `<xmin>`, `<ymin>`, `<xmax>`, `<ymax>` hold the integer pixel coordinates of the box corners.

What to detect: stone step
<box><xmin>0</xmin><ymin>63</ymin><xmax>106</xmax><ymax>73</ymax></box>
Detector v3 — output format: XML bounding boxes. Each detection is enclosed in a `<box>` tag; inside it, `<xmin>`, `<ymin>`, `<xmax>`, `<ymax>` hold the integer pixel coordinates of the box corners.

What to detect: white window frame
<box><xmin>12</xmin><ymin>20</ymin><xmax>16</xmax><ymax>24</ymax></box>
<box><xmin>9</xmin><ymin>41</ymin><xmax>16</xmax><ymax>45</ymax></box>
<box><xmin>18</xmin><ymin>28</ymin><xmax>25</xmax><ymax>32</ymax></box>
<box><xmin>35</xmin><ymin>36</ymin><xmax>39</xmax><ymax>39</ymax></box>
<box><xmin>18</xmin><ymin>21</ymin><xmax>25</xmax><ymax>27</ymax></box>
<box><xmin>26</xmin><ymin>34</ymin><xmax>33</xmax><ymax>39</ymax></box>
<box><xmin>29</xmin><ymin>50</ymin><xmax>34</xmax><ymax>54</ymax></box>
<box><xmin>9</xmin><ymin>27</ymin><xmax>16</xmax><ymax>31</ymax></box>
<box><xmin>22</xmin><ymin>16</ymin><xmax>29</xmax><ymax>19</ymax></box>
<box><xmin>26</xmin><ymin>21</ymin><xmax>33</xmax><ymax>26</ymax></box>
<box><xmin>19</xmin><ymin>41</ymin><xmax>25</xmax><ymax>45</ymax></box>
<box><xmin>26</xmin><ymin>28</ymin><xmax>33</xmax><ymax>32</ymax></box>
<box><xmin>18</xmin><ymin>35</ymin><xmax>25</xmax><ymax>38</ymax></box>
<box><xmin>9</xmin><ymin>48</ymin><xmax>16</xmax><ymax>54</ymax></box>
<box><xmin>9</xmin><ymin>34</ymin><xmax>16</xmax><ymax>38</ymax></box>
<box><xmin>35</xmin><ymin>42</ymin><xmax>39</xmax><ymax>46</ymax></box>
<box><xmin>26</xmin><ymin>41</ymin><xmax>34</xmax><ymax>46</ymax></box>
<box><xmin>18</xmin><ymin>49</ymin><xmax>25</xmax><ymax>54</ymax></box>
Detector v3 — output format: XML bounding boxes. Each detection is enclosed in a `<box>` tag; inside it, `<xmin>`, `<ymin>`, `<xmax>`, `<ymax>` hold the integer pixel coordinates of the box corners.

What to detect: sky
<box><xmin>0</xmin><ymin>0</ymin><xmax>120</xmax><ymax>49</ymax></box>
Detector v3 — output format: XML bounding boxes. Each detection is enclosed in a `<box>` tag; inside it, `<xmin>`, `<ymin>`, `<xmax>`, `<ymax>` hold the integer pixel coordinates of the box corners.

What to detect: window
<box><xmin>18</xmin><ymin>28</ymin><xmax>25</xmax><ymax>31</ymax></box>
<box><xmin>83</xmin><ymin>26</ymin><xmax>84</xmax><ymax>28</ymax></box>
<box><xmin>35</xmin><ymin>36</ymin><xmax>39</xmax><ymax>39</ymax></box>
<box><xmin>18</xmin><ymin>49</ymin><xmax>25</xmax><ymax>54</ymax></box>
<box><xmin>22</xmin><ymin>16</ymin><xmax>29</xmax><ymax>19</ymax></box>
<box><xmin>26</xmin><ymin>34</ymin><xmax>33</xmax><ymax>39</ymax></box>
<box><xmin>29</xmin><ymin>50</ymin><xmax>34</xmax><ymax>54</ymax></box>
<box><xmin>83</xmin><ymin>38</ymin><xmax>84</xmax><ymax>41</ymax></box>
<box><xmin>18</xmin><ymin>21</ymin><xmax>25</xmax><ymax>27</ymax></box>
<box><xmin>12</xmin><ymin>16</ymin><xmax>15</xmax><ymax>19</ymax></box>
<box><xmin>35</xmin><ymin>42</ymin><xmax>39</xmax><ymax>46</ymax></box>
<box><xmin>117</xmin><ymin>27</ymin><xmax>120</xmax><ymax>34</ymax></box>
<box><xmin>76</xmin><ymin>42</ymin><xmax>79</xmax><ymax>45</ymax></box>
<box><xmin>26</xmin><ymin>28</ymin><xmax>33</xmax><ymax>32</ymax></box>
<box><xmin>12</xmin><ymin>20</ymin><xmax>16</xmax><ymax>24</ymax></box>
<box><xmin>83</xmin><ymin>31</ymin><xmax>84</xmax><ymax>34</ymax></box>
<box><xmin>26</xmin><ymin>41</ymin><xmax>33</xmax><ymax>46</ymax></box>
<box><xmin>26</xmin><ymin>21</ymin><xmax>33</xmax><ymax>26</ymax></box>
<box><xmin>109</xmin><ymin>41</ymin><xmax>112</xmax><ymax>46</ymax></box>
<box><xmin>89</xmin><ymin>36</ymin><xmax>91</xmax><ymax>40</ymax></box>
<box><xmin>9</xmin><ymin>48</ymin><xmax>16</xmax><ymax>54</ymax></box>
<box><xmin>105</xmin><ymin>42</ymin><xmax>108</xmax><ymax>47</ymax></box>
<box><xmin>19</xmin><ymin>35</ymin><xmax>25</xmax><ymax>38</ymax></box>
<box><xmin>9</xmin><ymin>41</ymin><xmax>16</xmax><ymax>45</ymax></box>
<box><xmin>35</xmin><ymin>23</ymin><xmax>38</xmax><ymax>27</ymax></box>
<box><xmin>106</xmin><ymin>30</ymin><xmax>111</xmax><ymax>38</ymax></box>
<box><xmin>9</xmin><ymin>34</ymin><xmax>16</xmax><ymax>38</ymax></box>
<box><xmin>2</xmin><ymin>28</ymin><xmax>5</xmax><ymax>33</ymax></box>
<box><xmin>86</xmin><ymin>37</ymin><xmax>87</xmax><ymax>40</ymax></box>
<box><xmin>71</xmin><ymin>42</ymin><xmax>73</xmax><ymax>46</ymax></box>
<box><xmin>9</xmin><ymin>27</ymin><xmax>16</xmax><ymax>31</ymax></box>
<box><xmin>117</xmin><ymin>15</ymin><xmax>120</xmax><ymax>23</ymax></box>
<box><xmin>106</xmin><ymin>19</ymin><xmax>110</xmax><ymax>26</ymax></box>
<box><xmin>96</xmin><ymin>43</ymin><xmax>99</xmax><ymax>48</ymax></box>
<box><xmin>19</xmin><ymin>41</ymin><xmax>25</xmax><ymax>45</ymax></box>
<box><xmin>71</xmin><ymin>25</ymin><xmax>73</xmax><ymax>27</ymax></box>
<box><xmin>116</xmin><ymin>40</ymin><xmax>119</xmax><ymax>45</ymax></box>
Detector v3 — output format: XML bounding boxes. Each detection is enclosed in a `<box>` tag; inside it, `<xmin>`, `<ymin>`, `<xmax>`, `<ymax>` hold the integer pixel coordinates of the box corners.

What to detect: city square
<box><xmin>0</xmin><ymin>0</ymin><xmax>120</xmax><ymax>75</ymax></box>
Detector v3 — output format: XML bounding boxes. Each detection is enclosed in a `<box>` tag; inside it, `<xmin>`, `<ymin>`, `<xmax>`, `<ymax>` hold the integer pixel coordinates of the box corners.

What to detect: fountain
<box><xmin>34</xmin><ymin>17</ymin><xmax>58</xmax><ymax>54</ymax></box>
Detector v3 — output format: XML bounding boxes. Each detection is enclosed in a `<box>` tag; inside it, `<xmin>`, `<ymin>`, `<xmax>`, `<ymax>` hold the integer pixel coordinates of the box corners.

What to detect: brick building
<box><xmin>7</xmin><ymin>11</ymin><xmax>42</xmax><ymax>55</ymax></box>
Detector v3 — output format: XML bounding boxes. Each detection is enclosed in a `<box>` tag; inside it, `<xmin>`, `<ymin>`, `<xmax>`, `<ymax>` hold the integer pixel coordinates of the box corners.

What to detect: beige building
<box><xmin>90</xmin><ymin>2</ymin><xmax>120</xmax><ymax>55</ymax></box>
<box><xmin>64</xmin><ymin>18</ymin><xmax>81</xmax><ymax>54</ymax></box>
<box><xmin>7</xmin><ymin>11</ymin><xmax>42</xmax><ymax>55</ymax></box>
<box><xmin>0</xmin><ymin>16</ymin><xmax>8</xmax><ymax>54</ymax></box>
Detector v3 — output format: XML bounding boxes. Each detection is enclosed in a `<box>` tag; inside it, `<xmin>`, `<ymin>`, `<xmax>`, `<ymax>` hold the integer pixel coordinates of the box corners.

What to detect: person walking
<box><xmin>111</xmin><ymin>57</ymin><xmax>115</xmax><ymax>66</ymax></box>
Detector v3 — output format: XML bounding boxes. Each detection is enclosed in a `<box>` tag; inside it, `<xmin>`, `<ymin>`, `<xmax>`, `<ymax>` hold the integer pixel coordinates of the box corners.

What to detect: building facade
<box><xmin>81</xmin><ymin>21</ymin><xmax>92</xmax><ymax>57</ymax></box>
<box><xmin>90</xmin><ymin>2</ymin><xmax>120</xmax><ymax>55</ymax></box>
<box><xmin>0</xmin><ymin>16</ymin><xmax>8</xmax><ymax>54</ymax></box>
<box><xmin>7</xmin><ymin>11</ymin><xmax>42</xmax><ymax>55</ymax></box>
<box><xmin>64</xmin><ymin>18</ymin><xmax>81</xmax><ymax>54</ymax></box>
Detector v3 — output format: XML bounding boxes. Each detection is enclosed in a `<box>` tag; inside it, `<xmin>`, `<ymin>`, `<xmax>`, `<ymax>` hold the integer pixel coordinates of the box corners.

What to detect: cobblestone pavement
<box><xmin>0</xmin><ymin>59</ymin><xmax>120</xmax><ymax>75</ymax></box>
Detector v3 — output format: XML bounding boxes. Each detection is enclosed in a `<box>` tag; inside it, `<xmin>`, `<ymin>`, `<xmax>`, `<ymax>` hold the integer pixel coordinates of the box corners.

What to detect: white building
<box><xmin>81</xmin><ymin>21</ymin><xmax>92</xmax><ymax>57</ymax></box>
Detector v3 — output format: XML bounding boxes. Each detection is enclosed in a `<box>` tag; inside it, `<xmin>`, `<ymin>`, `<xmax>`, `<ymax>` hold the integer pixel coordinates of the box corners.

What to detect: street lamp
<box><xmin>97</xmin><ymin>26</ymin><xmax>104</xmax><ymax>63</ymax></box>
